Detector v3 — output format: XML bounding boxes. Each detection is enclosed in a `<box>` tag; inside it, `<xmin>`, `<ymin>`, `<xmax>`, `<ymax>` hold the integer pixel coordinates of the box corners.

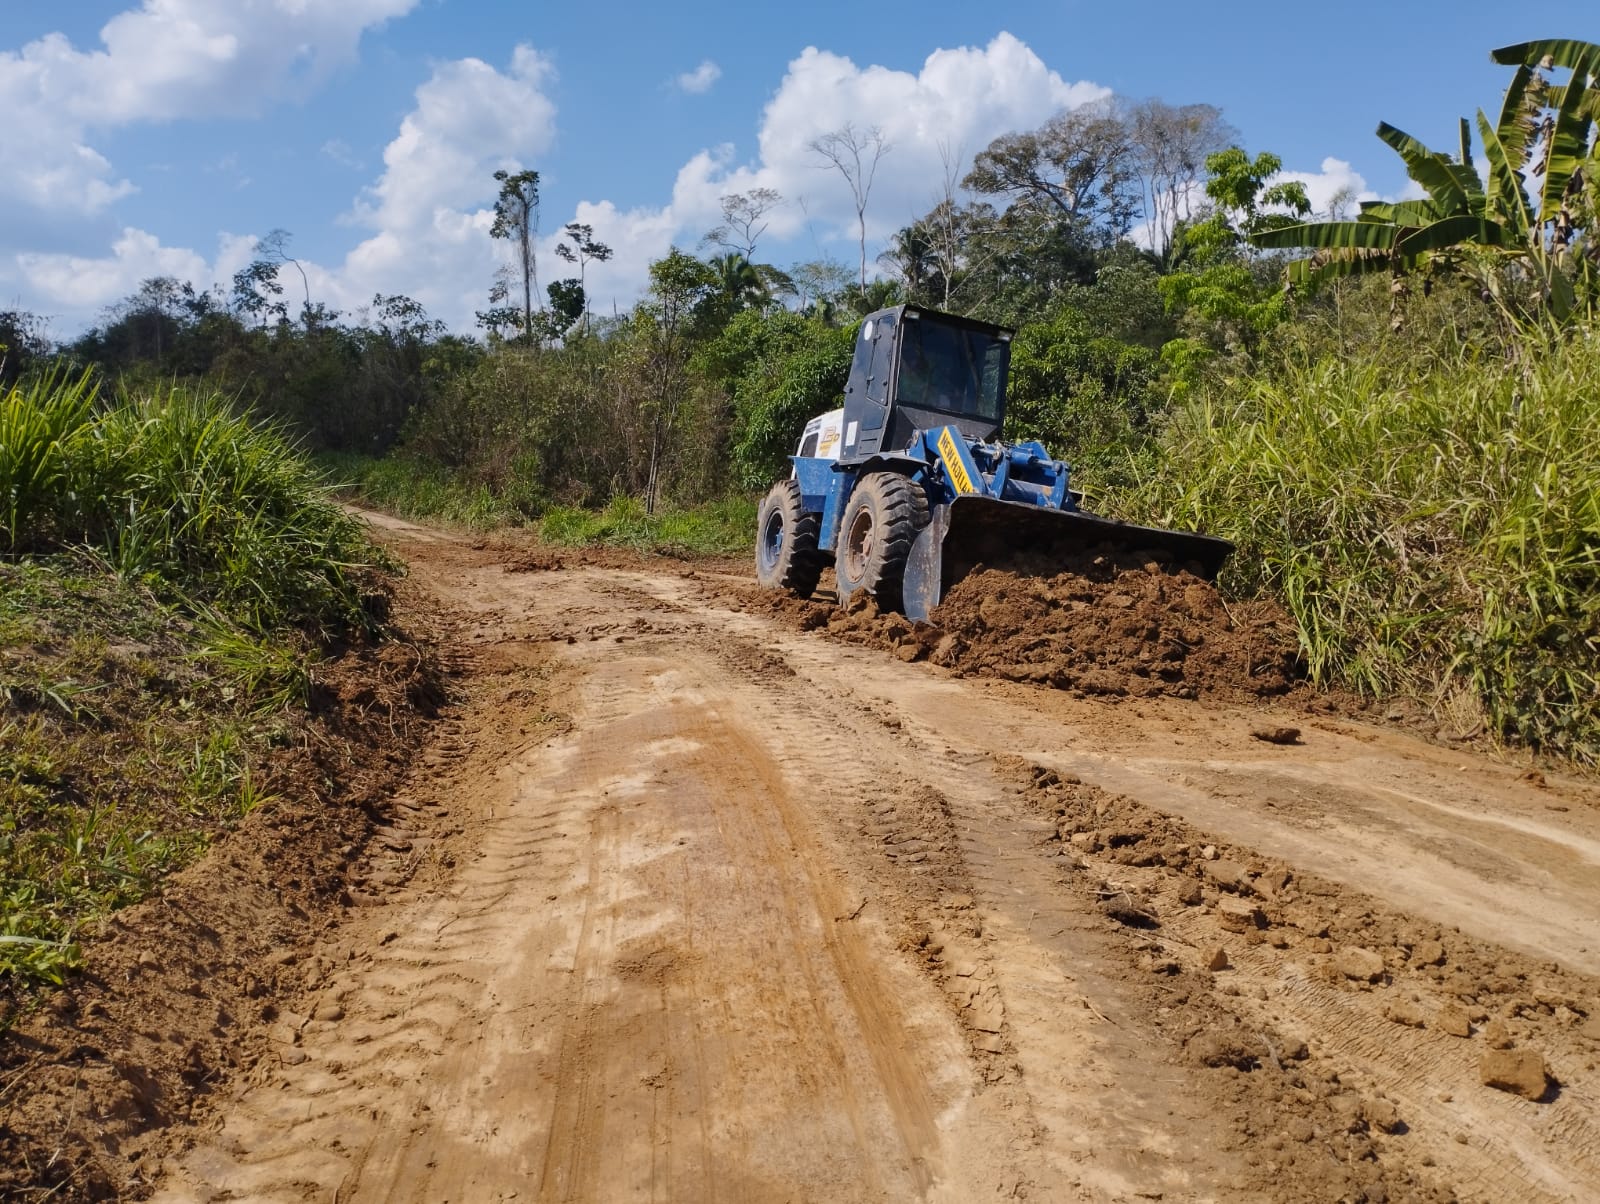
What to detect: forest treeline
<box><xmin>1</xmin><ymin>94</ymin><xmax>1350</xmax><ymax>511</ymax></box>
<box><xmin>4</xmin><ymin>38</ymin><xmax>1599</xmax><ymax>764</ymax></box>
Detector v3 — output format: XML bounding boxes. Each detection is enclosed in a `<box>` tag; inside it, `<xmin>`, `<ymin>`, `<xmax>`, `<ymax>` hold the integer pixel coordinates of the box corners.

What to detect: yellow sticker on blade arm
<box><xmin>937</xmin><ymin>427</ymin><xmax>978</xmax><ymax>494</ymax></box>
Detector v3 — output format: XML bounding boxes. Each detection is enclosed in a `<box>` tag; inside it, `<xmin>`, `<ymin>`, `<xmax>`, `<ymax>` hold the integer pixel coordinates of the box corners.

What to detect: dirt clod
<box><xmin>1337</xmin><ymin>947</ymin><xmax>1386</xmax><ymax>982</ymax></box>
<box><xmin>1217</xmin><ymin>898</ymin><xmax>1268</xmax><ymax>932</ymax></box>
<box><xmin>1384</xmin><ymin>998</ymin><xmax>1428</xmax><ymax>1028</ymax></box>
<box><xmin>1362</xmin><ymin>1096</ymin><xmax>1403</xmax><ymax>1133</ymax></box>
<box><xmin>1251</xmin><ymin>725</ymin><xmax>1302</xmax><ymax>745</ymax></box>
<box><xmin>1437</xmin><ymin>1007</ymin><xmax>1473</xmax><ymax>1037</ymax></box>
<box><xmin>1412</xmin><ymin>939</ymin><xmax>1447</xmax><ymax>967</ymax></box>
<box><xmin>1479</xmin><ymin>1048</ymin><xmax>1551</xmax><ymax>1100</ymax></box>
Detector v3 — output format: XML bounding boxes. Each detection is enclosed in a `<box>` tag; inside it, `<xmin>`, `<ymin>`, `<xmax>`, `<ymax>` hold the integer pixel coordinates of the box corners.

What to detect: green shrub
<box><xmin>539</xmin><ymin>495</ymin><xmax>755</xmax><ymax>556</ymax></box>
<box><xmin>1124</xmin><ymin>333</ymin><xmax>1600</xmax><ymax>763</ymax></box>
<box><xmin>320</xmin><ymin>450</ymin><xmax>524</xmax><ymax>530</ymax></box>
<box><xmin>1</xmin><ymin>376</ymin><xmax>386</xmax><ymax>638</ymax></box>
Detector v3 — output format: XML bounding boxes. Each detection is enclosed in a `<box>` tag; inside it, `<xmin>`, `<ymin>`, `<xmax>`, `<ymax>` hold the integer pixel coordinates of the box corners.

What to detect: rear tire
<box><xmin>755</xmin><ymin>480</ymin><xmax>824</xmax><ymax>597</ymax></box>
<box><xmin>835</xmin><ymin>472</ymin><xmax>926</xmax><ymax>613</ymax></box>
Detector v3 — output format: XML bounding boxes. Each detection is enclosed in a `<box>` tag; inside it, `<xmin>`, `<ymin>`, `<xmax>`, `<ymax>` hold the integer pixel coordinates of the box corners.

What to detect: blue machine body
<box><xmin>775</xmin><ymin>304</ymin><xmax>1233</xmax><ymax>620</ymax></box>
<box><xmin>790</xmin><ymin>427</ymin><xmax>1076</xmax><ymax>554</ymax></box>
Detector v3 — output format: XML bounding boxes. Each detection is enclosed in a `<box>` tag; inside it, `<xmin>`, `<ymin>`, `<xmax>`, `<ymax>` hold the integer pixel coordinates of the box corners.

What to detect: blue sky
<box><xmin>1</xmin><ymin>1</ymin><xmax>1593</xmax><ymax>337</ymax></box>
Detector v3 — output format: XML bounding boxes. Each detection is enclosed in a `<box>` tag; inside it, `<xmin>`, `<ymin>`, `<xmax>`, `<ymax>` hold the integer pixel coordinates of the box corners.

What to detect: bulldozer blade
<box><xmin>901</xmin><ymin>495</ymin><xmax>1234</xmax><ymax>623</ymax></box>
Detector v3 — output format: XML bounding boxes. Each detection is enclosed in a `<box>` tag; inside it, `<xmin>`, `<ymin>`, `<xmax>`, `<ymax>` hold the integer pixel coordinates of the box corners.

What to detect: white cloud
<box><xmin>542</xmin><ymin>32</ymin><xmax>1109</xmax><ymax>315</ymax></box>
<box><xmin>323</xmin><ymin>45</ymin><xmax>557</xmax><ymax>323</ymax></box>
<box><xmin>322</xmin><ymin>139</ymin><xmax>363</xmax><ymax>170</ymax></box>
<box><xmin>17</xmin><ymin>228</ymin><xmax>257</xmax><ymax>314</ymax></box>
<box><xmin>350</xmin><ymin>45</ymin><xmax>555</xmax><ymax>233</ymax></box>
<box><xmin>676</xmin><ymin>60</ymin><xmax>721</xmax><ymax>94</ymax></box>
<box><xmin>258</xmin><ymin>31</ymin><xmax>1105</xmax><ymax>331</ymax></box>
<box><xmin>1276</xmin><ymin>157</ymin><xmax>1380</xmax><ymax>220</ymax></box>
<box><xmin>0</xmin><ymin>0</ymin><xmax>417</xmax><ymax>219</ymax></box>
<box><xmin>9</xmin><ymin>31</ymin><xmax>1117</xmax><ymax>332</ymax></box>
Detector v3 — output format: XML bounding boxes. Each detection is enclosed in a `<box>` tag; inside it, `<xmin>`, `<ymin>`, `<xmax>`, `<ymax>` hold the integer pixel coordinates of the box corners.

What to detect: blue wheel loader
<box><xmin>754</xmin><ymin>304</ymin><xmax>1233</xmax><ymax>621</ymax></box>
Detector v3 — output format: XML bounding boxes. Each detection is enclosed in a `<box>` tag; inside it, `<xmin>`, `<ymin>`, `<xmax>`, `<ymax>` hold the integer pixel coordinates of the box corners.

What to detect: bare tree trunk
<box><xmin>809</xmin><ymin>124</ymin><xmax>891</xmax><ymax>303</ymax></box>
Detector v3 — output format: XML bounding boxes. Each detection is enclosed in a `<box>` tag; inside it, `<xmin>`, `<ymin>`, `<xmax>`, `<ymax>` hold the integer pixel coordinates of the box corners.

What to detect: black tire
<box><xmin>835</xmin><ymin>472</ymin><xmax>926</xmax><ymax>613</ymax></box>
<box><xmin>755</xmin><ymin>479</ymin><xmax>825</xmax><ymax>597</ymax></box>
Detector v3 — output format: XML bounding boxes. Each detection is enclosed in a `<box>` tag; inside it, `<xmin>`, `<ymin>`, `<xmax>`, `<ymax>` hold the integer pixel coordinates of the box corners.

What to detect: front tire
<box><xmin>755</xmin><ymin>480</ymin><xmax>824</xmax><ymax>597</ymax></box>
<box><xmin>835</xmin><ymin>472</ymin><xmax>926</xmax><ymax>613</ymax></box>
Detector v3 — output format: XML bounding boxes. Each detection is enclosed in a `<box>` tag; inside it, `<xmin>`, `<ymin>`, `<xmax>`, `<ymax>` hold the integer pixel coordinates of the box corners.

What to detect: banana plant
<box><xmin>1251</xmin><ymin>39</ymin><xmax>1600</xmax><ymax>321</ymax></box>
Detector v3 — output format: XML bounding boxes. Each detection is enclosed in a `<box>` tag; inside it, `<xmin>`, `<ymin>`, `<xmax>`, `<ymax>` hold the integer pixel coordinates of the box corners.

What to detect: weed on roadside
<box><xmin>0</xmin><ymin>563</ymin><xmax>290</xmax><ymax>995</ymax></box>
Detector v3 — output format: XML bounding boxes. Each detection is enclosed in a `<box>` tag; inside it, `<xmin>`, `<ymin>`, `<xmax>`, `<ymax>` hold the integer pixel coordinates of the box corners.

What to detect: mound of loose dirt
<box><xmin>735</xmin><ymin>545</ymin><xmax>1306</xmax><ymax>703</ymax></box>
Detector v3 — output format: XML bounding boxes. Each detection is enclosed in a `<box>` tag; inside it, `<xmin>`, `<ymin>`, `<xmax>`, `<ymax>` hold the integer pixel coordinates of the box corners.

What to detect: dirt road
<box><xmin>154</xmin><ymin>513</ymin><xmax>1600</xmax><ymax>1203</ymax></box>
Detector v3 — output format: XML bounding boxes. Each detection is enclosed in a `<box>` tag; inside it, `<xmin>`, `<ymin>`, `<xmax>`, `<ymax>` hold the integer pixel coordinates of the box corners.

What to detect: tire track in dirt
<box><xmin>151</xmin><ymin>539</ymin><xmax>1600</xmax><ymax>1203</ymax></box>
<box><xmin>156</xmin><ymin>582</ymin><xmax>988</xmax><ymax>1202</ymax></box>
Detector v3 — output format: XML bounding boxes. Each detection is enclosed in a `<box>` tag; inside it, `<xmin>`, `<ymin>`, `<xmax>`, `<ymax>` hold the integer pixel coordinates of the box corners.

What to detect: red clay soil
<box><xmin>0</xmin><ymin>615</ymin><xmax>449</xmax><ymax>1201</ymax></box>
<box><xmin>731</xmin><ymin>544</ymin><xmax>1306</xmax><ymax>704</ymax></box>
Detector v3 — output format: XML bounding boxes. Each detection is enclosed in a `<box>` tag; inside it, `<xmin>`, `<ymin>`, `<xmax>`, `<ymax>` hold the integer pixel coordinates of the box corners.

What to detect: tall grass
<box><xmin>538</xmin><ymin>494</ymin><xmax>756</xmax><ymax>556</ymax></box>
<box><xmin>1125</xmin><ymin>334</ymin><xmax>1600</xmax><ymax>763</ymax></box>
<box><xmin>2</xmin><ymin>374</ymin><xmax>386</xmax><ymax>637</ymax></box>
<box><xmin>318</xmin><ymin>450</ymin><xmax>524</xmax><ymax>531</ymax></box>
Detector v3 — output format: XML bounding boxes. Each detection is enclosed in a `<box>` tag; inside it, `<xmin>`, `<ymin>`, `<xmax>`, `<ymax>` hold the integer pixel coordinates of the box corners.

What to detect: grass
<box><xmin>323</xmin><ymin>449</ymin><xmax>758</xmax><ymax>556</ymax></box>
<box><xmin>538</xmin><ymin>495</ymin><xmax>756</xmax><ymax>556</ymax></box>
<box><xmin>319</xmin><ymin>450</ymin><xmax>525</xmax><ymax>531</ymax></box>
<box><xmin>3</xmin><ymin>374</ymin><xmax>390</xmax><ymax>637</ymax></box>
<box><xmin>1122</xmin><ymin>331</ymin><xmax>1600</xmax><ymax>764</ymax></box>
<box><xmin>0</xmin><ymin>561</ymin><xmax>281</xmax><ymax>991</ymax></box>
<box><xmin>0</xmin><ymin>374</ymin><xmax>394</xmax><ymax>995</ymax></box>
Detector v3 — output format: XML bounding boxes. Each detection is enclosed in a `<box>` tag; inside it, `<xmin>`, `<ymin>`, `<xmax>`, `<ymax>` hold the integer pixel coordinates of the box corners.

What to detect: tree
<box><xmin>809</xmin><ymin>123</ymin><xmax>892</xmax><ymax>299</ymax></box>
<box><xmin>640</xmin><ymin>250</ymin><xmax>718</xmax><ymax>513</ymax></box>
<box><xmin>490</xmin><ymin>169</ymin><xmax>541</xmax><ymax>341</ymax></box>
<box><xmin>705</xmin><ymin>188</ymin><xmax>784</xmax><ymax>259</ymax></box>
<box><xmin>0</xmin><ymin>310</ymin><xmax>49</xmax><ymax>387</ymax></box>
<box><xmin>878</xmin><ymin>222</ymin><xmax>937</xmax><ymax>301</ymax></box>
<box><xmin>1127</xmin><ymin>100</ymin><xmax>1236</xmax><ymax>261</ymax></box>
<box><xmin>1158</xmin><ymin>148</ymin><xmax>1310</xmax><ymax>382</ymax></box>
<box><xmin>553</xmin><ymin>221</ymin><xmax>613</xmax><ymax>334</ymax></box>
<box><xmin>1252</xmin><ymin>39</ymin><xmax>1600</xmax><ymax>323</ymax></box>
<box><xmin>965</xmin><ymin>98</ymin><xmax>1141</xmax><ymax>241</ymax></box>
<box><xmin>545</xmin><ymin>278</ymin><xmax>586</xmax><ymax>338</ymax></box>
<box><xmin>257</xmin><ymin>229</ymin><xmax>310</xmax><ymax>314</ymax></box>
<box><xmin>232</xmin><ymin>258</ymin><xmax>286</xmax><ymax>326</ymax></box>
<box><xmin>708</xmin><ymin>252</ymin><xmax>772</xmax><ymax>314</ymax></box>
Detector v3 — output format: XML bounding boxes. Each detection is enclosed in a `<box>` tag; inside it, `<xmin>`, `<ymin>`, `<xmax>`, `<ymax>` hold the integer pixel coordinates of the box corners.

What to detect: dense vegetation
<box><xmin>5</xmin><ymin>38</ymin><xmax>1598</xmax><ymax>775</ymax></box>
<box><xmin>1</xmin><ymin>375</ymin><xmax>391</xmax><ymax>988</ymax></box>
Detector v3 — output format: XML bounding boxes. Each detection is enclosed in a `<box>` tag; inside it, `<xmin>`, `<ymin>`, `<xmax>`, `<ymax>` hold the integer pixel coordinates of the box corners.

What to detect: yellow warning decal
<box><xmin>937</xmin><ymin>427</ymin><xmax>978</xmax><ymax>494</ymax></box>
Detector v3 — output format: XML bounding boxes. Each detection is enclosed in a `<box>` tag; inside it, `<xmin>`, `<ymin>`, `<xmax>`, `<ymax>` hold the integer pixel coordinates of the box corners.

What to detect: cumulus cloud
<box><xmin>350</xmin><ymin>46</ymin><xmax>555</xmax><ymax>233</ymax></box>
<box><xmin>17</xmin><ymin>229</ymin><xmax>258</xmax><ymax>315</ymax></box>
<box><xmin>541</xmin><ymin>33</ymin><xmax>1109</xmax><ymax>317</ymax></box>
<box><xmin>13</xmin><ymin>30</ymin><xmax>1261</xmax><ymax>334</ymax></box>
<box><xmin>0</xmin><ymin>0</ymin><xmax>417</xmax><ymax>221</ymax></box>
<box><xmin>7</xmin><ymin>39</ymin><xmax>556</xmax><ymax>333</ymax></box>
<box><xmin>325</xmin><ymin>45</ymin><xmax>557</xmax><ymax>322</ymax></box>
<box><xmin>1277</xmin><ymin>157</ymin><xmax>1380</xmax><ymax>220</ymax></box>
<box><xmin>676</xmin><ymin>60</ymin><xmax>721</xmax><ymax>94</ymax></box>
<box><xmin>72</xmin><ymin>31</ymin><xmax>1105</xmax><ymax>332</ymax></box>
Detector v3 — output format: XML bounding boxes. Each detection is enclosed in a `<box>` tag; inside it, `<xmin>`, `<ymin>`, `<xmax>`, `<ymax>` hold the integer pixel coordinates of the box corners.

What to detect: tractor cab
<box><xmin>838</xmin><ymin>305</ymin><xmax>1013</xmax><ymax>462</ymax></box>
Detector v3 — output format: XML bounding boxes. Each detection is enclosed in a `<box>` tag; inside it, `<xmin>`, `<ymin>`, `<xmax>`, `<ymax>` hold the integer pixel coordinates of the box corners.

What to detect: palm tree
<box><xmin>1252</xmin><ymin>39</ymin><xmax>1600</xmax><ymax>321</ymax></box>
<box><xmin>708</xmin><ymin>252</ymin><xmax>771</xmax><ymax>313</ymax></box>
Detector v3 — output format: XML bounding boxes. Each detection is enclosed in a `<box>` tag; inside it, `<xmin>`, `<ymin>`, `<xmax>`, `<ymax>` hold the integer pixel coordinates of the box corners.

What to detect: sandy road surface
<box><xmin>155</xmin><ymin>513</ymin><xmax>1600</xmax><ymax>1203</ymax></box>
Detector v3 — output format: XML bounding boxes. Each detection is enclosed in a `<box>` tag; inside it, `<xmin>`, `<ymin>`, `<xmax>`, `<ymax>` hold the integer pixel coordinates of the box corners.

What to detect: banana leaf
<box><xmin>1492</xmin><ymin>39</ymin><xmax>1600</xmax><ymax>71</ymax></box>
<box><xmin>1477</xmin><ymin>109</ymin><xmax>1534</xmax><ymax>236</ymax></box>
<box><xmin>1376</xmin><ymin>123</ymin><xmax>1476</xmax><ymax>213</ymax></box>
<box><xmin>1252</xmin><ymin>221</ymin><xmax>1399</xmax><ymax>251</ymax></box>
<box><xmin>1395</xmin><ymin>215</ymin><xmax>1515</xmax><ymax>257</ymax></box>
